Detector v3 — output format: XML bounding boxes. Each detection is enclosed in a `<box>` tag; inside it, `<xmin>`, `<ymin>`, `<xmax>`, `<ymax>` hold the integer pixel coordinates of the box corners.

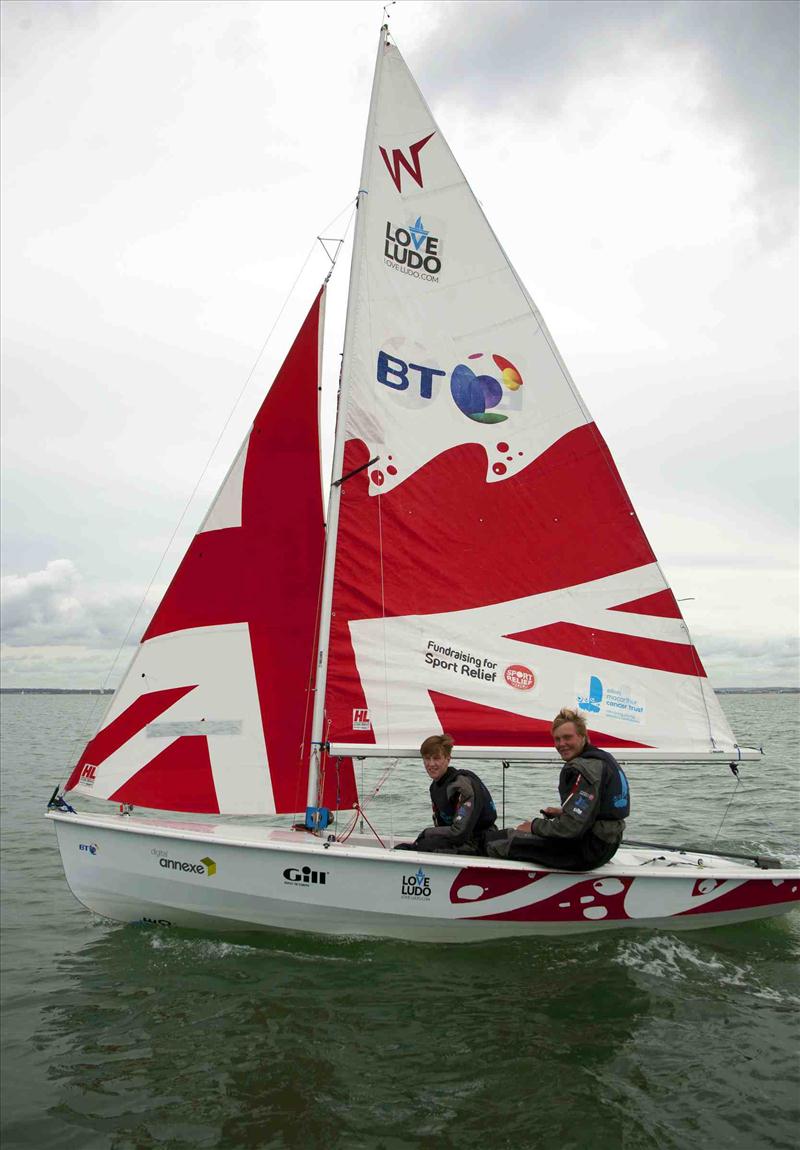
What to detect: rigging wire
<box><xmin>337</xmin><ymin>756</ymin><xmax>397</xmax><ymax>846</ymax></box>
<box><xmin>709</xmin><ymin>764</ymin><xmax>742</xmax><ymax>853</ymax></box>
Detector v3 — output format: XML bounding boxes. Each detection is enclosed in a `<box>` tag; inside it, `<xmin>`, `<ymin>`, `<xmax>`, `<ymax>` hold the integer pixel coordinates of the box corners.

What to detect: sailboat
<box><xmin>48</xmin><ymin>27</ymin><xmax>799</xmax><ymax>941</ymax></box>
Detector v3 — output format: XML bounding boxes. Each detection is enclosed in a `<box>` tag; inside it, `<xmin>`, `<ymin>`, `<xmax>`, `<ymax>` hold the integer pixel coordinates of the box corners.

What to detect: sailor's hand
<box><xmin>515</xmin><ymin>820</ymin><xmax>532</xmax><ymax>832</ymax></box>
<box><xmin>540</xmin><ymin>806</ymin><xmax>563</xmax><ymax>818</ymax></box>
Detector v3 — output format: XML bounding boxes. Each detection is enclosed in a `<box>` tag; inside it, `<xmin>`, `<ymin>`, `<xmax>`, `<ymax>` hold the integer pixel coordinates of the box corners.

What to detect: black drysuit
<box><xmin>412</xmin><ymin>767</ymin><xmax>497</xmax><ymax>855</ymax></box>
<box><xmin>486</xmin><ymin>745</ymin><xmax>629</xmax><ymax>869</ymax></box>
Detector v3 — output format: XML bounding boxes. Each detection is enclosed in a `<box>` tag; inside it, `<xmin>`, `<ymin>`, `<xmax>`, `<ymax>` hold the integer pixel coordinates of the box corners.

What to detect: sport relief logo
<box><xmin>384</xmin><ymin>217</ymin><xmax>441</xmax><ymax>281</ymax></box>
<box><xmin>401</xmin><ymin>866</ymin><xmax>432</xmax><ymax>899</ymax></box>
<box><xmin>379</xmin><ymin>132</ymin><xmax>435</xmax><ymax>193</ymax></box>
<box><xmin>504</xmin><ymin>665</ymin><xmax>536</xmax><ymax>691</ymax></box>
<box><xmin>377</xmin><ymin>348</ymin><xmax>524</xmax><ymax>426</ymax></box>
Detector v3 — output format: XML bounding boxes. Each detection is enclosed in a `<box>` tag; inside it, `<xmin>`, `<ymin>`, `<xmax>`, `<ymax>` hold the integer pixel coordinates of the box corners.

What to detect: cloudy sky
<box><xmin>2</xmin><ymin>0</ymin><xmax>798</xmax><ymax>690</ymax></box>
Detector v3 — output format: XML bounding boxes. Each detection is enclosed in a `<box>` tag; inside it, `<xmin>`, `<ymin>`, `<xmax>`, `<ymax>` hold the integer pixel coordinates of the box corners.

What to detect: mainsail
<box><xmin>66</xmin><ymin>289</ymin><xmax>358</xmax><ymax>814</ymax></box>
<box><xmin>322</xmin><ymin>32</ymin><xmax>741</xmax><ymax>761</ymax></box>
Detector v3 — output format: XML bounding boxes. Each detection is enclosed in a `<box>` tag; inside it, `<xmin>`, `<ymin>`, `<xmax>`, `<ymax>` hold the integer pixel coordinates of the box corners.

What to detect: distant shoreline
<box><xmin>1</xmin><ymin>688</ymin><xmax>115</xmax><ymax>695</ymax></box>
<box><xmin>1</xmin><ymin>687</ymin><xmax>798</xmax><ymax>696</ymax></box>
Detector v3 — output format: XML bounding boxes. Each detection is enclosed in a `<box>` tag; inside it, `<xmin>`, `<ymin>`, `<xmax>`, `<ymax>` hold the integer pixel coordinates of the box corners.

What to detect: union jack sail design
<box><xmin>66</xmin><ymin>289</ymin><xmax>358</xmax><ymax>813</ymax></box>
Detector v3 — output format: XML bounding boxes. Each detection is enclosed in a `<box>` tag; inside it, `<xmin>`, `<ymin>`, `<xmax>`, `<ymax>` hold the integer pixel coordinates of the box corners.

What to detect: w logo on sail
<box><xmin>378</xmin><ymin>132</ymin><xmax>435</xmax><ymax>192</ymax></box>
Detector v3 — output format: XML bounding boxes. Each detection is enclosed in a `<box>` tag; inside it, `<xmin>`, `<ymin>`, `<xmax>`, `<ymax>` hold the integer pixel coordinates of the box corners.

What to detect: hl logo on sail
<box><xmin>283</xmin><ymin>865</ymin><xmax>328</xmax><ymax>886</ymax></box>
<box><xmin>79</xmin><ymin>763</ymin><xmax>97</xmax><ymax>788</ymax></box>
<box><xmin>352</xmin><ymin>708</ymin><xmax>371</xmax><ymax>731</ymax></box>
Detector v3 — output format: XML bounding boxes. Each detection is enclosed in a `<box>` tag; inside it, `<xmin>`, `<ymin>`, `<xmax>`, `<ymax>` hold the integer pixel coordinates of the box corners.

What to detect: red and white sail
<box><xmin>66</xmin><ymin>289</ymin><xmax>358</xmax><ymax>813</ymax></box>
<box><xmin>323</xmin><ymin>34</ymin><xmax>742</xmax><ymax>761</ymax></box>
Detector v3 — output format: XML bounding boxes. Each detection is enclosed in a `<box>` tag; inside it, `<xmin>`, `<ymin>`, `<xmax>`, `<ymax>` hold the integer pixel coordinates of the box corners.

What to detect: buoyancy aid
<box><xmin>559</xmin><ymin>744</ymin><xmax>630</xmax><ymax>821</ymax></box>
<box><xmin>429</xmin><ymin>768</ymin><xmax>497</xmax><ymax>830</ymax></box>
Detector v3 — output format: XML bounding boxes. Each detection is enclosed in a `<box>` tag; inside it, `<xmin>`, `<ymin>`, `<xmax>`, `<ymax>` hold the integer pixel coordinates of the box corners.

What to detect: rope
<box><xmin>336</xmin><ymin>757</ymin><xmax>398</xmax><ymax>846</ymax></box>
<box><xmin>376</xmin><ymin>490</ymin><xmax>392</xmax><ymax>757</ymax></box>
<box><xmin>709</xmin><ymin>766</ymin><xmax>742</xmax><ymax>853</ymax></box>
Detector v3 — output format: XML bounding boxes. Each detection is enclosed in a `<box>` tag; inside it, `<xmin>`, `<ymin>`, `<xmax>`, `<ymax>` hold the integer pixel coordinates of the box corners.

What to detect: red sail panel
<box><xmin>65</xmin><ymin>686</ymin><xmax>197</xmax><ymax>792</ymax></box>
<box><xmin>504</xmin><ymin>623</ymin><xmax>706</xmax><ymax>677</ymax></box>
<box><xmin>109</xmin><ymin>737</ymin><xmax>220</xmax><ymax>814</ymax></box>
<box><xmin>326</xmin><ymin>424</ymin><xmax>660</xmax><ymax>746</ymax></box>
<box><xmin>609</xmin><ymin>590</ymin><xmax>682</xmax><ymax>618</ymax></box>
<box><xmin>330</xmin><ymin>424</ymin><xmax>652</xmax><ymax>623</ymax></box>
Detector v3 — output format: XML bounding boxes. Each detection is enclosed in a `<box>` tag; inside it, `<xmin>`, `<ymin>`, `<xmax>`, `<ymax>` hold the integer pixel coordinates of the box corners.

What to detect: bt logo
<box><xmin>377</xmin><ymin>347</ymin><xmax>524</xmax><ymax>424</ymax></box>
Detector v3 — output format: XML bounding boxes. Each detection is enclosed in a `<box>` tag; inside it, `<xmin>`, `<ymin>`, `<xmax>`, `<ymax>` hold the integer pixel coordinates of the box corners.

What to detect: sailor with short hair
<box><xmin>395</xmin><ymin>733</ymin><xmax>498</xmax><ymax>854</ymax></box>
<box><xmin>485</xmin><ymin>708</ymin><xmax>629</xmax><ymax>869</ymax></box>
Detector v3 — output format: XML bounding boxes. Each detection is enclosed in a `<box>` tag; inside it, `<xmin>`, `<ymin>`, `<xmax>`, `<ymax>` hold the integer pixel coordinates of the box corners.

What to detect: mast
<box><xmin>305</xmin><ymin>25</ymin><xmax>388</xmax><ymax>820</ymax></box>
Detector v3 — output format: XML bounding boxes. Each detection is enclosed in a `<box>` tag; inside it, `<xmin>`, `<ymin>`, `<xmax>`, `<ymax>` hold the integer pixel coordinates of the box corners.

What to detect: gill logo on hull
<box><xmin>283</xmin><ymin>866</ymin><xmax>328</xmax><ymax>886</ymax></box>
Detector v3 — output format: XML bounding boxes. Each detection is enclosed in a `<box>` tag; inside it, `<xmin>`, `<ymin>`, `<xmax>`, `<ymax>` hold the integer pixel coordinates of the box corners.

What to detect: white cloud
<box><xmin>1</xmin><ymin>1</ymin><xmax>797</xmax><ymax>690</ymax></box>
<box><xmin>1</xmin><ymin>559</ymin><xmax>153</xmax><ymax>651</ymax></box>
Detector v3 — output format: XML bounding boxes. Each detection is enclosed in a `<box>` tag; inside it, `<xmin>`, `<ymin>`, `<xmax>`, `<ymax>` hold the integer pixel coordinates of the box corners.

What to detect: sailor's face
<box><xmin>423</xmin><ymin>751</ymin><xmax>451</xmax><ymax>780</ymax></box>
<box><xmin>553</xmin><ymin>722</ymin><xmax>586</xmax><ymax>761</ymax></box>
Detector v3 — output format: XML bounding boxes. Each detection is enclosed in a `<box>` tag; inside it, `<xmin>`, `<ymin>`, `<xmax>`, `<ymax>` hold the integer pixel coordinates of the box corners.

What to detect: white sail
<box><xmin>321</xmin><ymin>31</ymin><xmax>744</xmax><ymax>762</ymax></box>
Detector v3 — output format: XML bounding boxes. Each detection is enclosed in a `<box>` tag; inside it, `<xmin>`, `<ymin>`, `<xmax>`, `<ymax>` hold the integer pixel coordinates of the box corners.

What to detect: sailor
<box><xmin>485</xmin><ymin>708</ymin><xmax>629</xmax><ymax>869</ymax></box>
<box><xmin>396</xmin><ymin>733</ymin><xmax>498</xmax><ymax>854</ymax></box>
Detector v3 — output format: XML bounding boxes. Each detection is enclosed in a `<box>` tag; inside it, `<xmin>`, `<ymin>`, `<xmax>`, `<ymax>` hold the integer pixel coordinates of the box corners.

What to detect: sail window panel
<box><xmin>146</xmin><ymin>721</ymin><xmax>243</xmax><ymax>737</ymax></box>
<box><xmin>198</xmin><ymin>436</ymin><xmax>249</xmax><ymax>533</ymax></box>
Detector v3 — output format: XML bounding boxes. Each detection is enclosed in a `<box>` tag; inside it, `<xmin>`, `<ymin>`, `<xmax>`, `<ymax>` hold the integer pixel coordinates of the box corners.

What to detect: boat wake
<box><xmin>144</xmin><ymin>931</ymin><xmax>369</xmax><ymax>965</ymax></box>
<box><xmin>613</xmin><ymin>935</ymin><xmax>798</xmax><ymax>1005</ymax></box>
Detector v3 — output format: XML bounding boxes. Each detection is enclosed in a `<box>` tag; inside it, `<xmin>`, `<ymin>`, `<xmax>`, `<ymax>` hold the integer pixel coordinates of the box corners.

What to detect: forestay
<box><xmin>322</xmin><ymin>32</ymin><xmax>744</xmax><ymax>763</ymax></box>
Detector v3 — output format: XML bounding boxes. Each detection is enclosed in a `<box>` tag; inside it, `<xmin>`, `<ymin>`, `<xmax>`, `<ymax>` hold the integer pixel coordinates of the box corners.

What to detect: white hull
<box><xmin>49</xmin><ymin>811</ymin><xmax>800</xmax><ymax>942</ymax></box>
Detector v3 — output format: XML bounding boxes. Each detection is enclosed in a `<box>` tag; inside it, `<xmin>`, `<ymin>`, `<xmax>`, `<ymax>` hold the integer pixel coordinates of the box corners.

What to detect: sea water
<box><xmin>1</xmin><ymin>692</ymin><xmax>798</xmax><ymax>1149</ymax></box>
